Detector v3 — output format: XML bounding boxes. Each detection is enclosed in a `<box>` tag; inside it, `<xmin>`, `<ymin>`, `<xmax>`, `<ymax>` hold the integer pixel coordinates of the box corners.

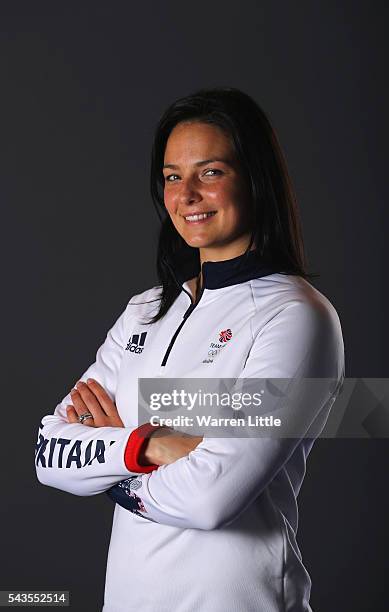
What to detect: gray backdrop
<box><xmin>1</xmin><ymin>2</ymin><xmax>388</xmax><ymax>611</ymax></box>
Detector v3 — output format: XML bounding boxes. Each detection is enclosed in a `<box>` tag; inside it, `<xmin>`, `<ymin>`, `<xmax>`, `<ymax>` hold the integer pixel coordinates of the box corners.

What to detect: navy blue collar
<box><xmin>165</xmin><ymin>246</ymin><xmax>283</xmax><ymax>290</ymax></box>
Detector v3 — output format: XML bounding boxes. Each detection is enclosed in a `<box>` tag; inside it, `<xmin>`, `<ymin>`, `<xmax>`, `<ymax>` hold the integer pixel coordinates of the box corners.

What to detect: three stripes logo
<box><xmin>219</xmin><ymin>328</ymin><xmax>232</xmax><ymax>343</ymax></box>
<box><xmin>125</xmin><ymin>331</ymin><xmax>148</xmax><ymax>354</ymax></box>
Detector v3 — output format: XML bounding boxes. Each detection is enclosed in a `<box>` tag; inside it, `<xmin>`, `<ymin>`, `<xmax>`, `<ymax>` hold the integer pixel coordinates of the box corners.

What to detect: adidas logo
<box><xmin>125</xmin><ymin>331</ymin><xmax>148</xmax><ymax>354</ymax></box>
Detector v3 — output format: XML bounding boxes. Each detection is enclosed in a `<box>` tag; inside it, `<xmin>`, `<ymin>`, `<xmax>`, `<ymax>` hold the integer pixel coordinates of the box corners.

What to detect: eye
<box><xmin>163</xmin><ymin>168</ymin><xmax>223</xmax><ymax>183</ymax></box>
<box><xmin>204</xmin><ymin>169</ymin><xmax>222</xmax><ymax>177</ymax></box>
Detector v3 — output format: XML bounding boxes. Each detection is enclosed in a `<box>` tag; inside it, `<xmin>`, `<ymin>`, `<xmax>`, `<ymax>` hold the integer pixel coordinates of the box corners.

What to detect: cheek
<box><xmin>163</xmin><ymin>189</ymin><xmax>176</xmax><ymax>214</ymax></box>
<box><xmin>163</xmin><ymin>194</ymin><xmax>182</xmax><ymax>231</ymax></box>
<box><xmin>213</xmin><ymin>185</ymin><xmax>253</xmax><ymax>231</ymax></box>
<box><xmin>204</xmin><ymin>183</ymin><xmax>231</xmax><ymax>206</ymax></box>
<box><xmin>209</xmin><ymin>182</ymin><xmax>249</xmax><ymax>214</ymax></box>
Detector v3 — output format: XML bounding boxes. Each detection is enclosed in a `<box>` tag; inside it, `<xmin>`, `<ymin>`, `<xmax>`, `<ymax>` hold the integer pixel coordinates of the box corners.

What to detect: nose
<box><xmin>178</xmin><ymin>176</ymin><xmax>202</xmax><ymax>206</ymax></box>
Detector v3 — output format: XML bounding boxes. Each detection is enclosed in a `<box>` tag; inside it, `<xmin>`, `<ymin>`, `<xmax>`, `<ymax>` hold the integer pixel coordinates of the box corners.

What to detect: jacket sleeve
<box><xmin>106</xmin><ymin>299</ymin><xmax>345</xmax><ymax>529</ymax></box>
<box><xmin>35</xmin><ymin>302</ymin><xmax>158</xmax><ymax>497</ymax></box>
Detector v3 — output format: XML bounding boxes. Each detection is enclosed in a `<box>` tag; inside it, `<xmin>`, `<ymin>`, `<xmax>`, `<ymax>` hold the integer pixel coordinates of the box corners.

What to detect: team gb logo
<box><xmin>202</xmin><ymin>328</ymin><xmax>233</xmax><ymax>363</ymax></box>
<box><xmin>219</xmin><ymin>328</ymin><xmax>232</xmax><ymax>343</ymax></box>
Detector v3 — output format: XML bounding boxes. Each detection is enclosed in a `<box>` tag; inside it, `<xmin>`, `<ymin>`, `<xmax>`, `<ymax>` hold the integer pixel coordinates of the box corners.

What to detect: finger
<box><xmin>86</xmin><ymin>378</ymin><xmax>117</xmax><ymax>416</ymax></box>
<box><xmin>67</xmin><ymin>403</ymin><xmax>95</xmax><ymax>427</ymax></box>
<box><xmin>75</xmin><ymin>381</ymin><xmax>107</xmax><ymax>416</ymax></box>
<box><xmin>66</xmin><ymin>405</ymin><xmax>79</xmax><ymax>424</ymax></box>
<box><xmin>70</xmin><ymin>389</ymin><xmax>97</xmax><ymax>423</ymax></box>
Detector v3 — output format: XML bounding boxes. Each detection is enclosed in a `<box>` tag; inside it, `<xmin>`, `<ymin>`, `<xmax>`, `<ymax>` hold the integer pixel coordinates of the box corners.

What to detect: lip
<box><xmin>182</xmin><ymin>211</ymin><xmax>217</xmax><ymax>224</ymax></box>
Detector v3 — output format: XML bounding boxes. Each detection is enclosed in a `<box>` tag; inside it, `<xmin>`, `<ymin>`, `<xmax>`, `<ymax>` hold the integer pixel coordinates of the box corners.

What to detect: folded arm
<box><xmin>35</xmin><ymin>303</ymin><xmax>158</xmax><ymax>496</ymax></box>
<box><xmin>107</xmin><ymin>300</ymin><xmax>345</xmax><ymax>529</ymax></box>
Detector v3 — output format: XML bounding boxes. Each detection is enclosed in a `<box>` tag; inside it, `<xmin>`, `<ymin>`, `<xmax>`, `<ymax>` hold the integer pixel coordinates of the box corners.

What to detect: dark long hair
<box><xmin>141</xmin><ymin>86</ymin><xmax>316</xmax><ymax>325</ymax></box>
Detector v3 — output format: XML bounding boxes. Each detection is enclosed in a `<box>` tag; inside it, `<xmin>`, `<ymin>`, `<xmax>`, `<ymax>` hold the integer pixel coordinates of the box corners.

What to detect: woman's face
<box><xmin>163</xmin><ymin>121</ymin><xmax>254</xmax><ymax>259</ymax></box>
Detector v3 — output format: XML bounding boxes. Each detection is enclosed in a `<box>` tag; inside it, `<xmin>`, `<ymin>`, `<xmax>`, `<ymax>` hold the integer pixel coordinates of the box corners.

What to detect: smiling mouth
<box><xmin>183</xmin><ymin>211</ymin><xmax>217</xmax><ymax>223</ymax></box>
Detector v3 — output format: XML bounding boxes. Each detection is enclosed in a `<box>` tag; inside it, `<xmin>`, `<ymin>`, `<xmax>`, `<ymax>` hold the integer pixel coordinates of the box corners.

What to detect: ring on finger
<box><xmin>79</xmin><ymin>412</ymin><xmax>94</xmax><ymax>424</ymax></box>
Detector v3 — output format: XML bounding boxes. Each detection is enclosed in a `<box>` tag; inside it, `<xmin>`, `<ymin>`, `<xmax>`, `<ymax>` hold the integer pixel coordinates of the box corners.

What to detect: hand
<box><xmin>140</xmin><ymin>428</ymin><xmax>203</xmax><ymax>466</ymax></box>
<box><xmin>66</xmin><ymin>378</ymin><xmax>125</xmax><ymax>428</ymax></box>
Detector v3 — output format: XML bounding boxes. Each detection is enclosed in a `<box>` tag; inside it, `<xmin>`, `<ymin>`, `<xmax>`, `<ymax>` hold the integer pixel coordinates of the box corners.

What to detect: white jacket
<box><xmin>35</xmin><ymin>248</ymin><xmax>344</xmax><ymax>612</ymax></box>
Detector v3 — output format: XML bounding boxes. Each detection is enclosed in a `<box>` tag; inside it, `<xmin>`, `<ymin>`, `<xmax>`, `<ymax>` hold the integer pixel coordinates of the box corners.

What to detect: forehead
<box><xmin>164</xmin><ymin>121</ymin><xmax>235</xmax><ymax>162</ymax></box>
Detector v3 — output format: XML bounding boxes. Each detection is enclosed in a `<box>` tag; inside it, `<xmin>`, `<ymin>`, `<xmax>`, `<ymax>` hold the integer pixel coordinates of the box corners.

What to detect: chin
<box><xmin>181</xmin><ymin>235</ymin><xmax>216</xmax><ymax>248</ymax></box>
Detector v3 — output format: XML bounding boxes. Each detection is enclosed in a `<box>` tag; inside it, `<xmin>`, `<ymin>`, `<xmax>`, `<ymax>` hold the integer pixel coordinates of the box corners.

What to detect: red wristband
<box><xmin>124</xmin><ymin>423</ymin><xmax>162</xmax><ymax>473</ymax></box>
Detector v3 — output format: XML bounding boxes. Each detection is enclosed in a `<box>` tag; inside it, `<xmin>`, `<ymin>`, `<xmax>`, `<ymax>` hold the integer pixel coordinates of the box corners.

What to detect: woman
<box><xmin>35</xmin><ymin>87</ymin><xmax>344</xmax><ymax>611</ymax></box>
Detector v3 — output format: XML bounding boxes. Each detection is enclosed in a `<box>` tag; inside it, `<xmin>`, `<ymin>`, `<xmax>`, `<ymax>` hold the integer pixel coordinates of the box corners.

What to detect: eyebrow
<box><xmin>163</xmin><ymin>158</ymin><xmax>233</xmax><ymax>170</ymax></box>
